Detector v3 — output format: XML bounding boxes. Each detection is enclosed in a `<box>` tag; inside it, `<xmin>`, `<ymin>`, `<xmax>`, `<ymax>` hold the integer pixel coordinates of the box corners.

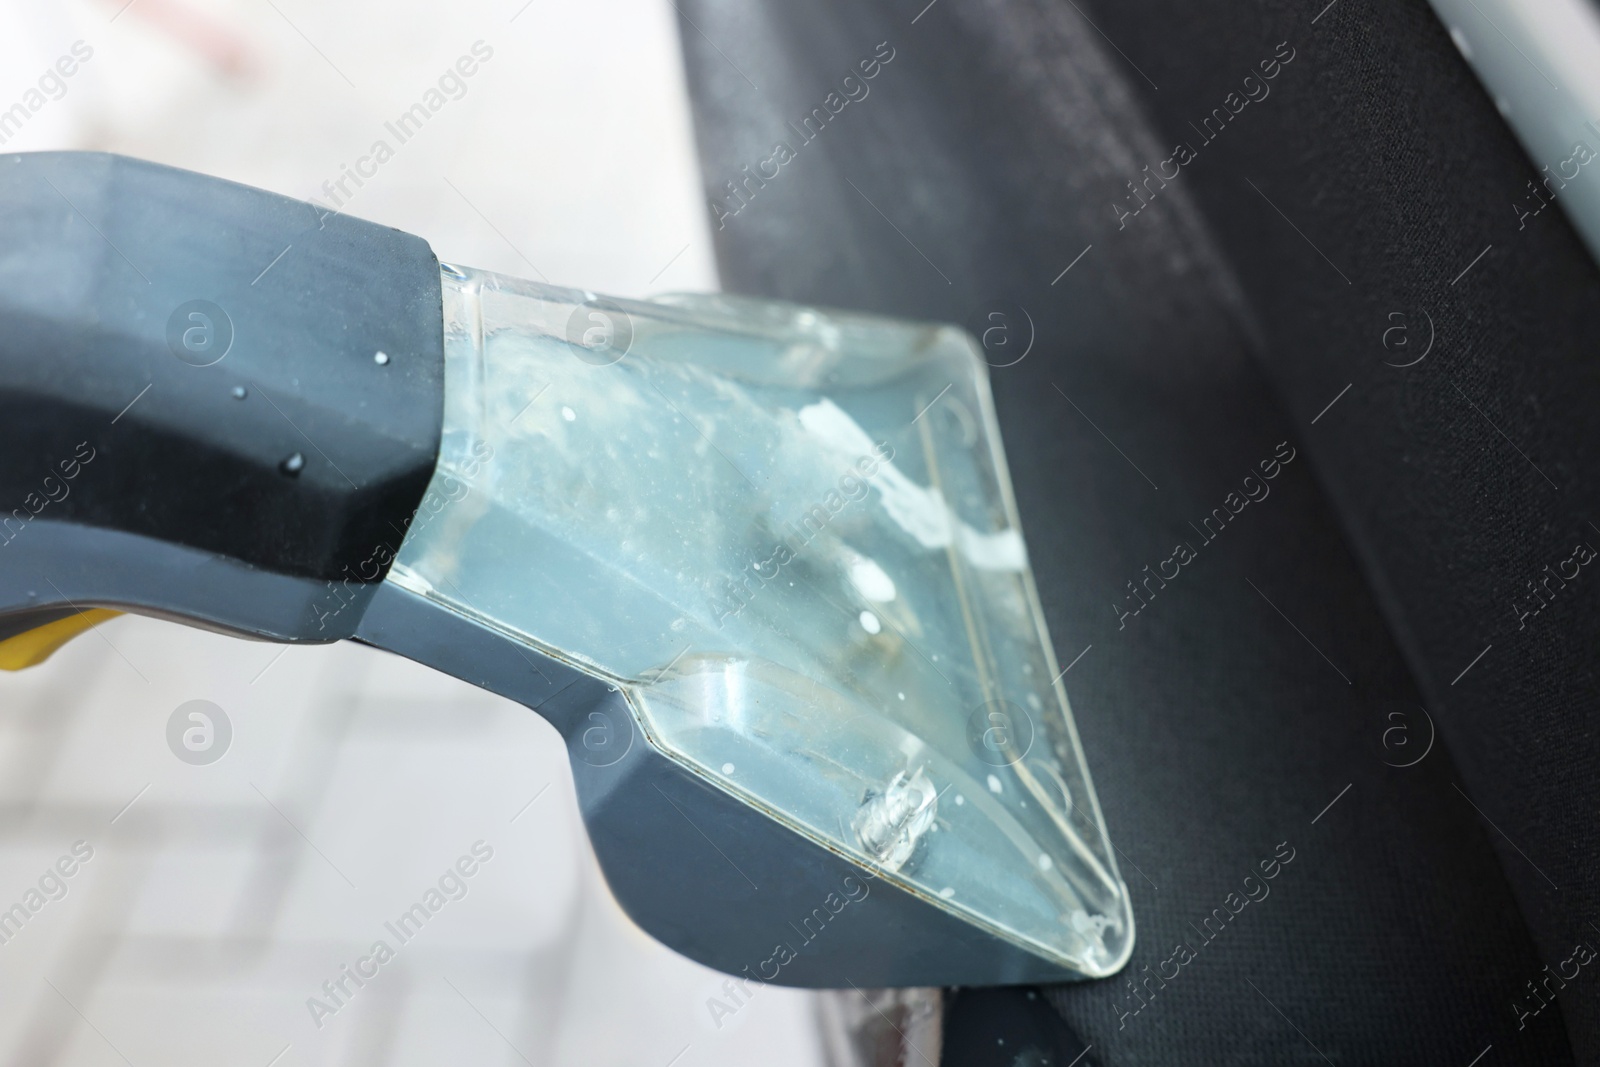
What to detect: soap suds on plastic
<box><xmin>797</xmin><ymin>399</ymin><xmax>1026</xmax><ymax>571</ymax></box>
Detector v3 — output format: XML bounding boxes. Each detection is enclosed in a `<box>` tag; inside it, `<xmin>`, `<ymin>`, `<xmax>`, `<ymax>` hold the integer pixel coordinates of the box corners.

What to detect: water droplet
<box><xmin>848</xmin><ymin>557</ymin><xmax>896</xmax><ymax>602</ymax></box>
<box><xmin>858</xmin><ymin>610</ymin><xmax>881</xmax><ymax>635</ymax></box>
<box><xmin>230</xmin><ymin>385</ymin><xmax>248</xmax><ymax>400</ymax></box>
<box><xmin>987</xmin><ymin>774</ymin><xmax>1003</xmax><ymax>794</ymax></box>
<box><xmin>561</xmin><ymin>406</ymin><xmax>577</xmax><ymax>422</ymax></box>
<box><xmin>374</xmin><ymin>351</ymin><xmax>390</xmax><ymax>365</ymax></box>
<box><xmin>897</xmin><ymin>691</ymin><xmax>906</xmax><ymax>701</ymax></box>
<box><xmin>1038</xmin><ymin>854</ymin><xmax>1053</xmax><ymax>871</ymax></box>
<box><xmin>721</xmin><ymin>763</ymin><xmax>735</xmax><ymax>775</ymax></box>
<box><xmin>954</xmin><ymin>794</ymin><xmax>965</xmax><ymax>806</ymax></box>
<box><xmin>938</xmin><ymin>887</ymin><xmax>955</xmax><ymax>899</ymax></box>
<box><xmin>279</xmin><ymin>452</ymin><xmax>306</xmax><ymax>477</ymax></box>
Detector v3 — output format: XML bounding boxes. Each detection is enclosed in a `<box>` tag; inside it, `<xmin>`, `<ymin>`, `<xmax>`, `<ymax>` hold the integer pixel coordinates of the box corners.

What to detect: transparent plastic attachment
<box><xmin>387</xmin><ymin>264</ymin><xmax>1134</xmax><ymax>977</ymax></box>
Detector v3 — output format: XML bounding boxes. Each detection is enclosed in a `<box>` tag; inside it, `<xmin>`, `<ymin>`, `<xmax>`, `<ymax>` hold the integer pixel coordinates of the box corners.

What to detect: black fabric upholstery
<box><xmin>1072</xmin><ymin>3</ymin><xmax>1600</xmax><ymax>1061</ymax></box>
<box><xmin>675</xmin><ymin>0</ymin><xmax>1590</xmax><ymax>1063</ymax></box>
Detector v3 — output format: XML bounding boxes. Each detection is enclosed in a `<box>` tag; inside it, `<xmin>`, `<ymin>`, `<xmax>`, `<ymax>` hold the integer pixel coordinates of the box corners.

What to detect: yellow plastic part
<box><xmin>0</xmin><ymin>609</ymin><xmax>122</xmax><ymax>671</ymax></box>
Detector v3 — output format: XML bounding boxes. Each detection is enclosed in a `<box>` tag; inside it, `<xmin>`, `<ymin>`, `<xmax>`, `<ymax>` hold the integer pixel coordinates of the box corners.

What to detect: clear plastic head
<box><xmin>387</xmin><ymin>264</ymin><xmax>1134</xmax><ymax>977</ymax></box>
